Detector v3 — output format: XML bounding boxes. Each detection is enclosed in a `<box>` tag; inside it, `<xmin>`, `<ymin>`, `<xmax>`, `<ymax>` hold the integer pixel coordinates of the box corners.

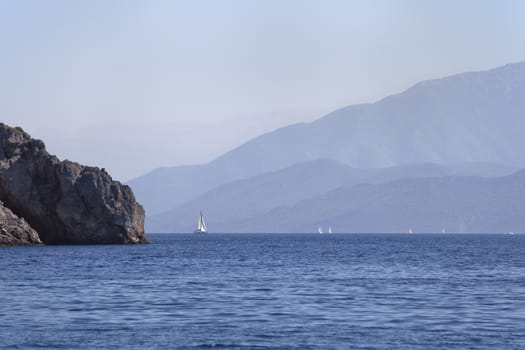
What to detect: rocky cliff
<box><xmin>0</xmin><ymin>124</ymin><xmax>147</xmax><ymax>245</ymax></box>
<box><xmin>0</xmin><ymin>200</ymin><xmax>42</xmax><ymax>245</ymax></box>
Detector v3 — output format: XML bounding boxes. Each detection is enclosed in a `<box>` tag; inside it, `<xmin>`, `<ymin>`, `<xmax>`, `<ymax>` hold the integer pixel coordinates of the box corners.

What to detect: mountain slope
<box><xmin>212</xmin><ymin>169</ymin><xmax>525</xmax><ymax>234</ymax></box>
<box><xmin>146</xmin><ymin>159</ymin><xmax>369</xmax><ymax>232</ymax></box>
<box><xmin>129</xmin><ymin>62</ymin><xmax>525</xmax><ymax>215</ymax></box>
<box><xmin>212</xmin><ymin>61</ymin><xmax>525</xmax><ymax>172</ymax></box>
<box><xmin>147</xmin><ymin>161</ymin><xmax>516</xmax><ymax>233</ymax></box>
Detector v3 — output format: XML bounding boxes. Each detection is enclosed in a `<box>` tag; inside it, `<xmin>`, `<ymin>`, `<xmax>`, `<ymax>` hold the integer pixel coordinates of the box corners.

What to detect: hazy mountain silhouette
<box><xmin>34</xmin><ymin>110</ymin><xmax>322</xmax><ymax>182</ymax></box>
<box><xmin>207</xmin><ymin>169</ymin><xmax>525</xmax><ymax>234</ymax></box>
<box><xmin>129</xmin><ymin>62</ymin><xmax>525</xmax><ymax>216</ymax></box>
<box><xmin>147</xmin><ymin>160</ymin><xmax>516</xmax><ymax>233</ymax></box>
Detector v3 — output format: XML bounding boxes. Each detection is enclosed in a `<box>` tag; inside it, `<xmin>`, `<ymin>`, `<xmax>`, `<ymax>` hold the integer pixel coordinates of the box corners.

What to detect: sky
<box><xmin>1</xmin><ymin>0</ymin><xmax>524</xmax><ymax>181</ymax></box>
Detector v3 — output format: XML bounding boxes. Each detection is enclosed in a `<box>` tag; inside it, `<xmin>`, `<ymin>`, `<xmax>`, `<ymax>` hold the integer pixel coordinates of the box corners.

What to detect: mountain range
<box><xmin>128</xmin><ymin>62</ymin><xmax>525</xmax><ymax>233</ymax></box>
<box><xmin>218</xmin><ymin>169</ymin><xmax>525</xmax><ymax>234</ymax></box>
<box><xmin>147</xmin><ymin>160</ymin><xmax>517</xmax><ymax>233</ymax></box>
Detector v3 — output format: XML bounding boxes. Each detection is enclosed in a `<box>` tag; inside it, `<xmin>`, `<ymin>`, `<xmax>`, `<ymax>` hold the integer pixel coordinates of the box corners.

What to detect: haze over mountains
<box><xmin>31</xmin><ymin>110</ymin><xmax>322</xmax><ymax>182</ymax></box>
<box><xmin>147</xmin><ymin>160</ymin><xmax>517</xmax><ymax>233</ymax></box>
<box><xmin>224</xmin><ymin>169</ymin><xmax>525</xmax><ymax>234</ymax></box>
<box><xmin>128</xmin><ymin>62</ymin><xmax>525</xmax><ymax>233</ymax></box>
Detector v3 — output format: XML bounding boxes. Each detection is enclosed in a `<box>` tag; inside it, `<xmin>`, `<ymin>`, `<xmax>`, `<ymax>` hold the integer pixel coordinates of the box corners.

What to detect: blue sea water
<box><xmin>1</xmin><ymin>233</ymin><xmax>525</xmax><ymax>350</ymax></box>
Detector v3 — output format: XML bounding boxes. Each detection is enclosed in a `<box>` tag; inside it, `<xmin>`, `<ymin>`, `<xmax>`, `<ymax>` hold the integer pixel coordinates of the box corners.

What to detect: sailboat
<box><xmin>194</xmin><ymin>211</ymin><xmax>208</xmax><ymax>234</ymax></box>
<box><xmin>318</xmin><ymin>226</ymin><xmax>323</xmax><ymax>234</ymax></box>
<box><xmin>408</xmin><ymin>228</ymin><xmax>413</xmax><ymax>234</ymax></box>
<box><xmin>328</xmin><ymin>226</ymin><xmax>332</xmax><ymax>234</ymax></box>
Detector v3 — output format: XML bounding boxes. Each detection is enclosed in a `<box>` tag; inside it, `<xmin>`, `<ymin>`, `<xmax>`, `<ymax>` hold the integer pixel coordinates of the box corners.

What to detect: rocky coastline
<box><xmin>0</xmin><ymin>123</ymin><xmax>148</xmax><ymax>246</ymax></box>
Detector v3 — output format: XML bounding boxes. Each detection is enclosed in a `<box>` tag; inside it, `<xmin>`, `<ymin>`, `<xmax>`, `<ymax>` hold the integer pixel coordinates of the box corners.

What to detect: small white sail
<box><xmin>318</xmin><ymin>226</ymin><xmax>323</xmax><ymax>234</ymax></box>
<box><xmin>408</xmin><ymin>228</ymin><xmax>413</xmax><ymax>234</ymax></box>
<box><xmin>194</xmin><ymin>211</ymin><xmax>208</xmax><ymax>234</ymax></box>
<box><xmin>441</xmin><ymin>228</ymin><xmax>446</xmax><ymax>234</ymax></box>
<box><xmin>328</xmin><ymin>226</ymin><xmax>332</xmax><ymax>234</ymax></box>
<box><xmin>197</xmin><ymin>213</ymin><xmax>202</xmax><ymax>230</ymax></box>
<box><xmin>200</xmin><ymin>213</ymin><xmax>207</xmax><ymax>232</ymax></box>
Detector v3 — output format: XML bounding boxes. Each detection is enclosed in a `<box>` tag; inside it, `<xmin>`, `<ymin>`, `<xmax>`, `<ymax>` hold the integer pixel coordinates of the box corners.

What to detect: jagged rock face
<box><xmin>0</xmin><ymin>201</ymin><xmax>42</xmax><ymax>246</ymax></box>
<box><xmin>0</xmin><ymin>124</ymin><xmax>148</xmax><ymax>244</ymax></box>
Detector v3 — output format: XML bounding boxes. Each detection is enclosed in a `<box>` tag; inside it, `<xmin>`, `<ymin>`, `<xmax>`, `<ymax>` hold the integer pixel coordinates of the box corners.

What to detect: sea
<box><xmin>1</xmin><ymin>233</ymin><xmax>525</xmax><ymax>350</ymax></box>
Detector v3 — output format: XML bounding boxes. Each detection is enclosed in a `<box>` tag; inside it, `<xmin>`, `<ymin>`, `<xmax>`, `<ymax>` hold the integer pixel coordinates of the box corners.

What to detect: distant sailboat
<box><xmin>441</xmin><ymin>228</ymin><xmax>446</xmax><ymax>234</ymax></box>
<box><xmin>318</xmin><ymin>226</ymin><xmax>323</xmax><ymax>234</ymax></box>
<box><xmin>408</xmin><ymin>228</ymin><xmax>413</xmax><ymax>234</ymax></box>
<box><xmin>194</xmin><ymin>211</ymin><xmax>208</xmax><ymax>234</ymax></box>
<box><xmin>328</xmin><ymin>226</ymin><xmax>332</xmax><ymax>234</ymax></box>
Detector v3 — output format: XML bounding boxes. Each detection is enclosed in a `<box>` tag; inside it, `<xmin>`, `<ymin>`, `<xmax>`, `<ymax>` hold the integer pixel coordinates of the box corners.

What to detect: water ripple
<box><xmin>1</xmin><ymin>234</ymin><xmax>525</xmax><ymax>349</ymax></box>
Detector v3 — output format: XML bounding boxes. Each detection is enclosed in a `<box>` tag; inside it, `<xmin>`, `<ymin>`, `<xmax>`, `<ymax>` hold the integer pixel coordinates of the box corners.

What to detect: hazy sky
<box><xmin>1</xmin><ymin>0</ymin><xmax>524</xmax><ymax>180</ymax></box>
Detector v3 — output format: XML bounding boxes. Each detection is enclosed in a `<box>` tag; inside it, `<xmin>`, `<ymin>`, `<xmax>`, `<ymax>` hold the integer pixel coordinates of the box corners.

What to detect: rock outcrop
<box><xmin>0</xmin><ymin>201</ymin><xmax>42</xmax><ymax>246</ymax></box>
<box><xmin>0</xmin><ymin>123</ymin><xmax>148</xmax><ymax>245</ymax></box>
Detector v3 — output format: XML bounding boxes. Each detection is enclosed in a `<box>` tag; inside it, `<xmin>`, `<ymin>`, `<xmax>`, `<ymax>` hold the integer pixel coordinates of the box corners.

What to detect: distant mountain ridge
<box><xmin>210</xmin><ymin>61</ymin><xmax>525</xmax><ymax>173</ymax></box>
<box><xmin>213</xmin><ymin>169</ymin><xmax>525</xmax><ymax>234</ymax></box>
<box><xmin>147</xmin><ymin>160</ymin><xmax>517</xmax><ymax>233</ymax></box>
<box><xmin>129</xmin><ymin>61</ymin><xmax>525</xmax><ymax>218</ymax></box>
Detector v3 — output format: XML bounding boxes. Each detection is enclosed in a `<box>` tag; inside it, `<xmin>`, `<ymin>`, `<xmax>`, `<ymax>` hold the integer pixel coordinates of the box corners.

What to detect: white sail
<box><xmin>197</xmin><ymin>213</ymin><xmax>202</xmax><ymax>230</ymax></box>
<box><xmin>318</xmin><ymin>226</ymin><xmax>323</xmax><ymax>234</ymax></box>
<box><xmin>194</xmin><ymin>211</ymin><xmax>208</xmax><ymax>233</ymax></box>
<box><xmin>200</xmin><ymin>212</ymin><xmax>207</xmax><ymax>232</ymax></box>
<box><xmin>328</xmin><ymin>226</ymin><xmax>332</xmax><ymax>234</ymax></box>
<box><xmin>408</xmin><ymin>228</ymin><xmax>413</xmax><ymax>234</ymax></box>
